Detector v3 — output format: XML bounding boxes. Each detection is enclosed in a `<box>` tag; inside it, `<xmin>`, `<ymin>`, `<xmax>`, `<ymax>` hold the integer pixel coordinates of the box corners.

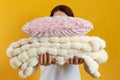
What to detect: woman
<box><xmin>39</xmin><ymin>5</ymin><xmax>84</xmax><ymax>80</ymax></box>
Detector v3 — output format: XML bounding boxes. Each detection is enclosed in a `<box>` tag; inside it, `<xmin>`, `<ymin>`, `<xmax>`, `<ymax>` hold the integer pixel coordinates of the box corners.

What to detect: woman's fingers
<box><xmin>43</xmin><ymin>53</ymin><xmax>48</xmax><ymax>66</ymax></box>
<box><xmin>39</xmin><ymin>53</ymin><xmax>47</xmax><ymax>66</ymax></box>
<box><xmin>67</xmin><ymin>56</ymin><xmax>84</xmax><ymax>64</ymax></box>
<box><xmin>39</xmin><ymin>53</ymin><xmax>84</xmax><ymax>65</ymax></box>
<box><xmin>39</xmin><ymin>53</ymin><xmax>53</xmax><ymax>66</ymax></box>
<box><xmin>64</xmin><ymin>61</ymin><xmax>69</xmax><ymax>64</ymax></box>
<box><xmin>68</xmin><ymin>56</ymin><xmax>78</xmax><ymax>64</ymax></box>
<box><xmin>47</xmin><ymin>53</ymin><xmax>52</xmax><ymax>65</ymax></box>
<box><xmin>69</xmin><ymin>57</ymin><xmax>73</xmax><ymax>64</ymax></box>
<box><xmin>39</xmin><ymin>54</ymin><xmax>43</xmax><ymax>65</ymax></box>
<box><xmin>78</xmin><ymin>58</ymin><xmax>84</xmax><ymax>64</ymax></box>
<box><xmin>74</xmin><ymin>56</ymin><xmax>79</xmax><ymax>64</ymax></box>
<box><xmin>52</xmin><ymin>60</ymin><xmax>57</xmax><ymax>64</ymax></box>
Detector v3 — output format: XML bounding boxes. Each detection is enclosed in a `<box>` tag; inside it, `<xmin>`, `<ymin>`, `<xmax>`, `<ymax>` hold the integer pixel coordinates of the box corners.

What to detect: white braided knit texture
<box><xmin>6</xmin><ymin>36</ymin><xmax>108</xmax><ymax>78</ymax></box>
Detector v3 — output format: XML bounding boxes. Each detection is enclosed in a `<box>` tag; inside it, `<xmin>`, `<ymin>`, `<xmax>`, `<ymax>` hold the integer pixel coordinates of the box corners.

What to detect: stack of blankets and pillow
<box><xmin>6</xmin><ymin>16</ymin><xmax>108</xmax><ymax>78</ymax></box>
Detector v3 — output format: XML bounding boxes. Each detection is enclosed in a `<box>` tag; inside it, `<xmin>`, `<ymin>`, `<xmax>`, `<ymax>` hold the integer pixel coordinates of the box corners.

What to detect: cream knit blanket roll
<box><xmin>6</xmin><ymin>36</ymin><xmax>108</xmax><ymax>78</ymax></box>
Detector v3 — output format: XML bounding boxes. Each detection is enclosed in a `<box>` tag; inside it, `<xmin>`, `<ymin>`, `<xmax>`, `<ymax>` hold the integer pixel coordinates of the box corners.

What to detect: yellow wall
<box><xmin>0</xmin><ymin>0</ymin><xmax>119</xmax><ymax>80</ymax></box>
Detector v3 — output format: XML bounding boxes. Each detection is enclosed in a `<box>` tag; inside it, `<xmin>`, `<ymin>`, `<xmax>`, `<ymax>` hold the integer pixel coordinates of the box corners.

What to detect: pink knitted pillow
<box><xmin>22</xmin><ymin>16</ymin><xmax>93</xmax><ymax>37</ymax></box>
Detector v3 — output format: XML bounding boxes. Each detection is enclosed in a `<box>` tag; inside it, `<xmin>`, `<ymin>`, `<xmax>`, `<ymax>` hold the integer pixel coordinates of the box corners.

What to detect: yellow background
<box><xmin>0</xmin><ymin>0</ymin><xmax>120</xmax><ymax>80</ymax></box>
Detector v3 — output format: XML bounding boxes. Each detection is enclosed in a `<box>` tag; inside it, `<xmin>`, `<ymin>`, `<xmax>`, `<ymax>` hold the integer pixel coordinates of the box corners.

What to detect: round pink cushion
<box><xmin>22</xmin><ymin>16</ymin><xmax>93</xmax><ymax>37</ymax></box>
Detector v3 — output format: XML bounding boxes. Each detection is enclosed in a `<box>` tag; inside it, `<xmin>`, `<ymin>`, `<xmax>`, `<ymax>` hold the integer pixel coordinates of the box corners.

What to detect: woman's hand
<box><xmin>39</xmin><ymin>53</ymin><xmax>52</xmax><ymax>66</ymax></box>
<box><xmin>67</xmin><ymin>56</ymin><xmax>84</xmax><ymax>64</ymax></box>
<box><xmin>39</xmin><ymin>53</ymin><xmax>84</xmax><ymax>66</ymax></box>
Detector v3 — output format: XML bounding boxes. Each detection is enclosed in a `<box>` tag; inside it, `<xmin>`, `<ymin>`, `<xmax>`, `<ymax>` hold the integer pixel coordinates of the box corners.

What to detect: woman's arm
<box><xmin>39</xmin><ymin>53</ymin><xmax>84</xmax><ymax>66</ymax></box>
